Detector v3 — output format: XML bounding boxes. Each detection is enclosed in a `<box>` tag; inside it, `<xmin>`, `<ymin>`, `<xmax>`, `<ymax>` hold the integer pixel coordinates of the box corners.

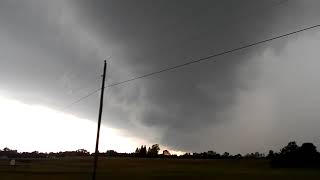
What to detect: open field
<box><xmin>1</xmin><ymin>157</ymin><xmax>320</xmax><ymax>180</ymax></box>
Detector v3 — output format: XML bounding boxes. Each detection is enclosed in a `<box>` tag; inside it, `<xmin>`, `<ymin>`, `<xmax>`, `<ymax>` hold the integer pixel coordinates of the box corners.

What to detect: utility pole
<box><xmin>92</xmin><ymin>60</ymin><xmax>107</xmax><ymax>180</ymax></box>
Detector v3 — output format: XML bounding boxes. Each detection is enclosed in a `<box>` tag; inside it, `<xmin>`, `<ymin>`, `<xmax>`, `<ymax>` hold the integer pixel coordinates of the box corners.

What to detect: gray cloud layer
<box><xmin>1</xmin><ymin>0</ymin><xmax>320</xmax><ymax>153</ymax></box>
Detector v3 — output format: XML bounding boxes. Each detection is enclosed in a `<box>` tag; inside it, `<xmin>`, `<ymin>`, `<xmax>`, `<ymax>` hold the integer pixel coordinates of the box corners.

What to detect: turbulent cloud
<box><xmin>1</xmin><ymin>0</ymin><xmax>320</xmax><ymax>153</ymax></box>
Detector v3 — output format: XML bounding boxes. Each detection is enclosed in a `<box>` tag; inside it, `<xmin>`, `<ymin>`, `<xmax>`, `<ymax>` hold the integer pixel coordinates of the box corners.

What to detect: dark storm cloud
<box><xmin>1</xmin><ymin>0</ymin><xmax>320</xmax><ymax>152</ymax></box>
<box><xmin>71</xmin><ymin>0</ymin><xmax>291</xmax><ymax>150</ymax></box>
<box><xmin>0</xmin><ymin>0</ymin><xmax>103</xmax><ymax>115</ymax></box>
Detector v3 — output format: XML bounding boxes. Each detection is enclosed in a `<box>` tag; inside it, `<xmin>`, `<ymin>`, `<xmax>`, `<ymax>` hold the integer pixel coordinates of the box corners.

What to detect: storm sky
<box><xmin>1</xmin><ymin>0</ymin><xmax>320</xmax><ymax>154</ymax></box>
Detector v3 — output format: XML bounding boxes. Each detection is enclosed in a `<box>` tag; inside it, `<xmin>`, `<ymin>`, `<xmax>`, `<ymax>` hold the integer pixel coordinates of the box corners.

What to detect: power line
<box><xmin>106</xmin><ymin>24</ymin><xmax>320</xmax><ymax>88</ymax></box>
<box><xmin>70</xmin><ymin>76</ymin><xmax>102</xmax><ymax>94</ymax></box>
<box><xmin>60</xmin><ymin>1</ymin><xmax>289</xmax><ymax>110</ymax></box>
<box><xmin>62</xmin><ymin>24</ymin><xmax>320</xmax><ymax>110</ymax></box>
<box><xmin>62</xmin><ymin>88</ymin><xmax>101</xmax><ymax>110</ymax></box>
<box><xmin>105</xmin><ymin>0</ymin><xmax>291</xmax><ymax>88</ymax></box>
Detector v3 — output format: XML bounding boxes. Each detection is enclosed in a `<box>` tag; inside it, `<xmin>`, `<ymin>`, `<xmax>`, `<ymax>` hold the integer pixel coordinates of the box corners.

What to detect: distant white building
<box><xmin>9</xmin><ymin>159</ymin><xmax>16</xmax><ymax>166</ymax></box>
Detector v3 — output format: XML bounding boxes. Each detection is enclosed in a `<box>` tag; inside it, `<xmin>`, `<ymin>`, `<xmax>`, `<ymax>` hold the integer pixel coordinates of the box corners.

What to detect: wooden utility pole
<box><xmin>92</xmin><ymin>60</ymin><xmax>107</xmax><ymax>180</ymax></box>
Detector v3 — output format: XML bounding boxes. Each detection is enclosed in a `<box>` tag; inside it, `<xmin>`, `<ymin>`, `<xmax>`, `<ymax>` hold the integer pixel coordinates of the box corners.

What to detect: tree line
<box><xmin>1</xmin><ymin>141</ymin><xmax>319</xmax><ymax>168</ymax></box>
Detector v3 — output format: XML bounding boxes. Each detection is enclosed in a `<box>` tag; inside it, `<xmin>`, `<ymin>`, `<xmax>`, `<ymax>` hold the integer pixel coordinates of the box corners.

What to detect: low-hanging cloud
<box><xmin>1</xmin><ymin>0</ymin><xmax>320</xmax><ymax>153</ymax></box>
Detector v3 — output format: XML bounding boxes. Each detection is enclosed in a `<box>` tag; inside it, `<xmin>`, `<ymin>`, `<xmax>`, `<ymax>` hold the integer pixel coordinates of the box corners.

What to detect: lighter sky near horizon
<box><xmin>0</xmin><ymin>95</ymin><xmax>142</xmax><ymax>153</ymax></box>
<box><xmin>0</xmin><ymin>95</ymin><xmax>185</xmax><ymax>154</ymax></box>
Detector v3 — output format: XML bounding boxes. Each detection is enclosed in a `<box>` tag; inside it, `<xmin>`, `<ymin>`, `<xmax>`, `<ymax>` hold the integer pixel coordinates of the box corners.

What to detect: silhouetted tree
<box><xmin>106</xmin><ymin>150</ymin><xmax>118</xmax><ymax>156</ymax></box>
<box><xmin>3</xmin><ymin>147</ymin><xmax>11</xmax><ymax>151</ymax></box>
<box><xmin>222</xmin><ymin>152</ymin><xmax>230</xmax><ymax>158</ymax></box>
<box><xmin>299</xmin><ymin>143</ymin><xmax>318</xmax><ymax>158</ymax></box>
<box><xmin>280</xmin><ymin>141</ymin><xmax>299</xmax><ymax>155</ymax></box>
<box><xmin>234</xmin><ymin>154</ymin><xmax>242</xmax><ymax>159</ymax></box>
<box><xmin>267</xmin><ymin>150</ymin><xmax>275</xmax><ymax>159</ymax></box>
<box><xmin>271</xmin><ymin>141</ymin><xmax>320</xmax><ymax>168</ymax></box>
<box><xmin>75</xmin><ymin>149</ymin><xmax>90</xmax><ymax>156</ymax></box>
<box><xmin>135</xmin><ymin>145</ymin><xmax>147</xmax><ymax>157</ymax></box>
<box><xmin>163</xmin><ymin>150</ymin><xmax>171</xmax><ymax>156</ymax></box>
<box><xmin>140</xmin><ymin>145</ymin><xmax>147</xmax><ymax>156</ymax></box>
<box><xmin>0</xmin><ymin>147</ymin><xmax>18</xmax><ymax>158</ymax></box>
<box><xmin>148</xmin><ymin>144</ymin><xmax>160</xmax><ymax>157</ymax></box>
<box><xmin>245</xmin><ymin>152</ymin><xmax>264</xmax><ymax>159</ymax></box>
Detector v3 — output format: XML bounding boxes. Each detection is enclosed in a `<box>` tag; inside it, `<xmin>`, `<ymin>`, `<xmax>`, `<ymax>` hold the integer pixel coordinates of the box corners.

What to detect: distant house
<box><xmin>163</xmin><ymin>150</ymin><xmax>171</xmax><ymax>156</ymax></box>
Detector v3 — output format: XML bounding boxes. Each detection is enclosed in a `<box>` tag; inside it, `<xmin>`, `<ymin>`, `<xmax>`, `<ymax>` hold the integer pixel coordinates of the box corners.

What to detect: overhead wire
<box><xmin>62</xmin><ymin>0</ymin><xmax>289</xmax><ymax>110</ymax></box>
<box><xmin>62</xmin><ymin>88</ymin><xmax>101</xmax><ymax>110</ymax></box>
<box><xmin>70</xmin><ymin>76</ymin><xmax>102</xmax><ymax>93</ymax></box>
<box><xmin>106</xmin><ymin>25</ymin><xmax>320</xmax><ymax>87</ymax></box>
<box><xmin>61</xmin><ymin>23</ymin><xmax>320</xmax><ymax>111</ymax></box>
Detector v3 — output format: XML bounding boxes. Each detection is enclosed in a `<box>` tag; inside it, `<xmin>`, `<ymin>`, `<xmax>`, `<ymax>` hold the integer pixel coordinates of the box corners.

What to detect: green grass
<box><xmin>1</xmin><ymin>157</ymin><xmax>320</xmax><ymax>180</ymax></box>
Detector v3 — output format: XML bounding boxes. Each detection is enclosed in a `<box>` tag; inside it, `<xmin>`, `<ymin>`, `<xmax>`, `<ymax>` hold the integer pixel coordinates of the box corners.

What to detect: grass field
<box><xmin>1</xmin><ymin>157</ymin><xmax>320</xmax><ymax>180</ymax></box>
